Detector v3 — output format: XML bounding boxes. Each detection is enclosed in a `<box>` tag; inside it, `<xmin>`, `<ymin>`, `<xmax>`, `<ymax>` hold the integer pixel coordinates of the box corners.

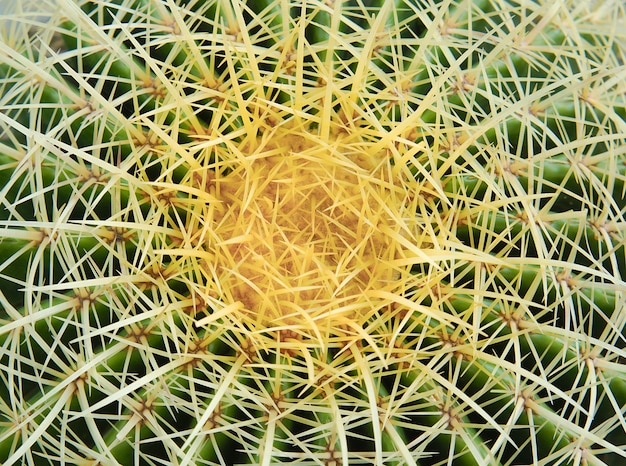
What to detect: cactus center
<box><xmin>201</xmin><ymin>127</ymin><xmax>418</xmax><ymax>337</ymax></box>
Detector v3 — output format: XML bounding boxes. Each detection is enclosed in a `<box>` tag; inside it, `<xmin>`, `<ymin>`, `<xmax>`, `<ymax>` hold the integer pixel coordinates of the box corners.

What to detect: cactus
<box><xmin>1</xmin><ymin>0</ymin><xmax>625</xmax><ymax>464</ymax></box>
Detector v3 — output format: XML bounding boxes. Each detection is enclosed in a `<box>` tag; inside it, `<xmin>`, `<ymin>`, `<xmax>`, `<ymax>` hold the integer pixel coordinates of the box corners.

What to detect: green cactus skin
<box><xmin>1</xmin><ymin>0</ymin><xmax>625</xmax><ymax>465</ymax></box>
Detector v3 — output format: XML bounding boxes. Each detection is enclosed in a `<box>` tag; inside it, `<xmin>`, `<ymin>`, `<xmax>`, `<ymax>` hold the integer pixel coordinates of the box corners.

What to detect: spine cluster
<box><xmin>0</xmin><ymin>0</ymin><xmax>624</xmax><ymax>465</ymax></box>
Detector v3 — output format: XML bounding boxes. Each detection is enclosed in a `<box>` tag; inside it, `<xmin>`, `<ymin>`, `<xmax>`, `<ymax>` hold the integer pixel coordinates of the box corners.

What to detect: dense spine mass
<box><xmin>0</xmin><ymin>0</ymin><xmax>625</xmax><ymax>464</ymax></box>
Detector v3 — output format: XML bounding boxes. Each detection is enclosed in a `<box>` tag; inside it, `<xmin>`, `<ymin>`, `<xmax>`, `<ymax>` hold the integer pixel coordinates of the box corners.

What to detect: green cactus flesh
<box><xmin>0</xmin><ymin>0</ymin><xmax>625</xmax><ymax>464</ymax></box>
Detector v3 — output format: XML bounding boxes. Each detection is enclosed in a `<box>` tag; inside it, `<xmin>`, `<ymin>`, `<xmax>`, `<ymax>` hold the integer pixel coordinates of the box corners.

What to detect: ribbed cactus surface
<box><xmin>0</xmin><ymin>0</ymin><xmax>625</xmax><ymax>464</ymax></box>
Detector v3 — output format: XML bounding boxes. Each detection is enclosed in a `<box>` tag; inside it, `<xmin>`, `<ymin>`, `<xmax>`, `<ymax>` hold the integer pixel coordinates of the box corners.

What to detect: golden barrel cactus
<box><xmin>0</xmin><ymin>0</ymin><xmax>625</xmax><ymax>464</ymax></box>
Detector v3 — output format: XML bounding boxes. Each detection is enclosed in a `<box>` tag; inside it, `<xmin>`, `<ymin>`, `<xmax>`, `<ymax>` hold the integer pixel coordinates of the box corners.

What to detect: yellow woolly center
<box><xmin>198</xmin><ymin>127</ymin><xmax>418</xmax><ymax>339</ymax></box>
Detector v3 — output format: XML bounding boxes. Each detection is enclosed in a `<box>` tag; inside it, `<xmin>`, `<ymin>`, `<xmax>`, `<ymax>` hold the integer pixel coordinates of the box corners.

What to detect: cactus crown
<box><xmin>0</xmin><ymin>0</ymin><xmax>625</xmax><ymax>465</ymax></box>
